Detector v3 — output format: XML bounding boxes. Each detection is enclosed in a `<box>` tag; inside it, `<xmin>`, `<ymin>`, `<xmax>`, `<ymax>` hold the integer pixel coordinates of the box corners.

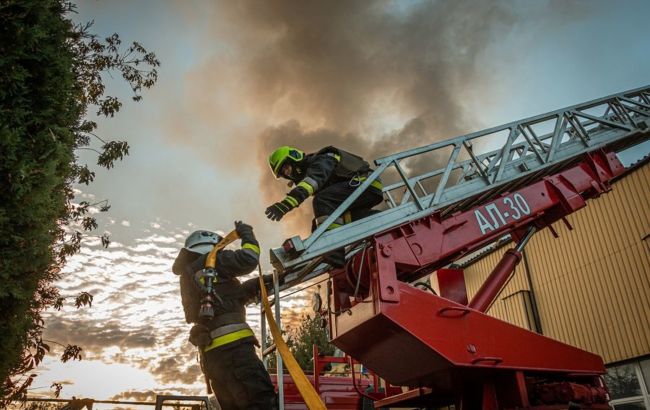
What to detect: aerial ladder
<box><xmin>267</xmin><ymin>85</ymin><xmax>650</xmax><ymax>409</ymax></box>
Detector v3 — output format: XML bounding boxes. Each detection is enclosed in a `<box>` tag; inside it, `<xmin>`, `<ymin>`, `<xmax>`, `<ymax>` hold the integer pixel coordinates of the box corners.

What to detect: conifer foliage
<box><xmin>290</xmin><ymin>314</ymin><xmax>335</xmax><ymax>372</ymax></box>
<box><xmin>266</xmin><ymin>314</ymin><xmax>335</xmax><ymax>372</ymax></box>
<box><xmin>0</xmin><ymin>0</ymin><xmax>159</xmax><ymax>403</ymax></box>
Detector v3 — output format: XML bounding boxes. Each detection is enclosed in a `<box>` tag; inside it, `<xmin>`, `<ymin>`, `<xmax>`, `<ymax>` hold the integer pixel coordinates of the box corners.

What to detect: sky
<box><xmin>28</xmin><ymin>0</ymin><xmax>650</xmax><ymax>406</ymax></box>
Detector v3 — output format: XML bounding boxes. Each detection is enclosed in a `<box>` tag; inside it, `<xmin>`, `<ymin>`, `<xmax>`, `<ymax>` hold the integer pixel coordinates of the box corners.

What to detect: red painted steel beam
<box><xmin>436</xmin><ymin>268</ymin><xmax>468</xmax><ymax>305</ymax></box>
<box><xmin>328</xmin><ymin>151</ymin><xmax>624</xmax><ymax>406</ymax></box>
<box><xmin>468</xmin><ymin>225</ymin><xmax>536</xmax><ymax>312</ymax></box>
<box><xmin>468</xmin><ymin>248</ymin><xmax>522</xmax><ymax>312</ymax></box>
<box><xmin>367</xmin><ymin>150</ymin><xmax>624</xmax><ymax>290</ymax></box>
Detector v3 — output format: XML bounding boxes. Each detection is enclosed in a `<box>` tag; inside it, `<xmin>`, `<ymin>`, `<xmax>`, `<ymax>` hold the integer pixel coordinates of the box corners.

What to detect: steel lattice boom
<box><xmin>272</xmin><ymin>85</ymin><xmax>650</xmax><ymax>287</ymax></box>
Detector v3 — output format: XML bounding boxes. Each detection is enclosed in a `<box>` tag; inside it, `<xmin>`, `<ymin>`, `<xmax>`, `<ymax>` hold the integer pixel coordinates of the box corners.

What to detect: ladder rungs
<box><xmin>271</xmin><ymin>86</ymin><xmax>650</xmax><ymax>280</ymax></box>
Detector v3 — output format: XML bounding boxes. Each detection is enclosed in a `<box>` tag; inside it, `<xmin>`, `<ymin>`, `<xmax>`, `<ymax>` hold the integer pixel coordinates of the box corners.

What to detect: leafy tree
<box><xmin>289</xmin><ymin>314</ymin><xmax>335</xmax><ymax>371</ymax></box>
<box><xmin>0</xmin><ymin>0</ymin><xmax>159</xmax><ymax>403</ymax></box>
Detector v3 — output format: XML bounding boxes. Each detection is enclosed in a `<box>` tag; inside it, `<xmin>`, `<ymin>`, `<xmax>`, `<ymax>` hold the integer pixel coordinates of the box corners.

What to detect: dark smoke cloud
<box><xmin>211</xmin><ymin>0</ymin><xmax>516</xmax><ymax>231</ymax></box>
<box><xmin>171</xmin><ymin>1</ymin><xmax>598</xmax><ymax>237</ymax></box>
<box><xmin>168</xmin><ymin>0</ymin><xmax>607</xmax><ymax>238</ymax></box>
<box><xmin>218</xmin><ymin>0</ymin><xmax>513</xmax><ymax>131</ymax></box>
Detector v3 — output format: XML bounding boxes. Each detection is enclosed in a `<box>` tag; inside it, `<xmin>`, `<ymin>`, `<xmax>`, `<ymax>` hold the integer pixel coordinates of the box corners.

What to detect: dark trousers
<box><xmin>203</xmin><ymin>342</ymin><xmax>276</xmax><ymax>410</ymax></box>
<box><xmin>312</xmin><ymin>181</ymin><xmax>383</xmax><ymax>223</ymax></box>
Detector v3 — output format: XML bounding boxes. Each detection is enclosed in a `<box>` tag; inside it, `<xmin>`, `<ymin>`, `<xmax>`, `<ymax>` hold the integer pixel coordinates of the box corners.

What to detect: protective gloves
<box><xmin>265</xmin><ymin>198</ymin><xmax>296</xmax><ymax>221</ymax></box>
<box><xmin>234</xmin><ymin>220</ymin><xmax>255</xmax><ymax>240</ymax></box>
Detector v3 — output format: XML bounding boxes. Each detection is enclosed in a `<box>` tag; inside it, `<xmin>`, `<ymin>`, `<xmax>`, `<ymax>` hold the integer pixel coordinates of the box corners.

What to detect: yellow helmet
<box><xmin>268</xmin><ymin>146</ymin><xmax>304</xmax><ymax>178</ymax></box>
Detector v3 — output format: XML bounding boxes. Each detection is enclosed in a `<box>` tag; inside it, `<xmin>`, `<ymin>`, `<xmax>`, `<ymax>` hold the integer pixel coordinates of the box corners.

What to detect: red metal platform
<box><xmin>323</xmin><ymin>151</ymin><xmax>622</xmax><ymax>408</ymax></box>
<box><xmin>270</xmin><ymin>374</ymin><xmax>370</xmax><ymax>410</ymax></box>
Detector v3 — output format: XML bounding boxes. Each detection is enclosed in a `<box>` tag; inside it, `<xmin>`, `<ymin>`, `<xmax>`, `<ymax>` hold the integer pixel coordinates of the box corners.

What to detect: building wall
<box><xmin>463</xmin><ymin>162</ymin><xmax>650</xmax><ymax>364</ymax></box>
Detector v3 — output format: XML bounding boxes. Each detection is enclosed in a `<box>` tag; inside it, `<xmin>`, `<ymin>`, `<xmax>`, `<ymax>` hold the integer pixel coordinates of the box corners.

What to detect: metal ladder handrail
<box><xmin>271</xmin><ymin>85</ymin><xmax>650</xmax><ymax>282</ymax></box>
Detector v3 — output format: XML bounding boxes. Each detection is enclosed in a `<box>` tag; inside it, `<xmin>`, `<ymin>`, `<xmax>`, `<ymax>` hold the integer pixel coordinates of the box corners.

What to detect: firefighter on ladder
<box><xmin>172</xmin><ymin>222</ymin><xmax>277</xmax><ymax>410</ymax></box>
<box><xmin>265</xmin><ymin>146</ymin><xmax>384</xmax><ymax>267</ymax></box>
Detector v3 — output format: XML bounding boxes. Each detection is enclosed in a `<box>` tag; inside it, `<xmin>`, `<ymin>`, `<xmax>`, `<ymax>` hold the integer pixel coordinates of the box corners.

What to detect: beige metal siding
<box><xmin>463</xmin><ymin>248</ymin><xmax>533</xmax><ymax>331</ymax></box>
<box><xmin>499</xmin><ymin>291</ymin><xmax>536</xmax><ymax>331</ymax></box>
<box><xmin>464</xmin><ymin>163</ymin><xmax>650</xmax><ymax>364</ymax></box>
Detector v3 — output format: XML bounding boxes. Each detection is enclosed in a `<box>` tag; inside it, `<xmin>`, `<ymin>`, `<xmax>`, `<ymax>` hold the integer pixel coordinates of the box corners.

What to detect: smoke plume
<box><xmin>173</xmin><ymin>0</ymin><xmax>518</xmax><ymax>234</ymax></box>
<box><xmin>216</xmin><ymin>0</ymin><xmax>516</xmax><ymax>231</ymax></box>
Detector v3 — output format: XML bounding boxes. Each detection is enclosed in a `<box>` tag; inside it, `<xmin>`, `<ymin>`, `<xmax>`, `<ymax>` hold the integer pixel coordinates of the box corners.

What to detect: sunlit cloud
<box><xmin>35</xmin><ymin>358</ymin><xmax>159</xmax><ymax>400</ymax></box>
<box><xmin>39</xmin><ymin>216</ymin><xmax>313</xmax><ymax>400</ymax></box>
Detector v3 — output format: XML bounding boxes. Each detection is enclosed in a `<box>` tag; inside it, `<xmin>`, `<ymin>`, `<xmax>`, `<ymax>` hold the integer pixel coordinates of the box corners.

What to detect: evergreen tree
<box><xmin>290</xmin><ymin>314</ymin><xmax>335</xmax><ymax>371</ymax></box>
<box><xmin>264</xmin><ymin>329</ymin><xmax>293</xmax><ymax>371</ymax></box>
<box><xmin>0</xmin><ymin>0</ymin><xmax>159</xmax><ymax>403</ymax></box>
<box><xmin>264</xmin><ymin>314</ymin><xmax>334</xmax><ymax>372</ymax></box>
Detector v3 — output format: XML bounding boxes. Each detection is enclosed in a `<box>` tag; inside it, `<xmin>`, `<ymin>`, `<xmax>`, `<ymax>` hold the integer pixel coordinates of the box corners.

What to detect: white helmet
<box><xmin>184</xmin><ymin>230</ymin><xmax>222</xmax><ymax>254</ymax></box>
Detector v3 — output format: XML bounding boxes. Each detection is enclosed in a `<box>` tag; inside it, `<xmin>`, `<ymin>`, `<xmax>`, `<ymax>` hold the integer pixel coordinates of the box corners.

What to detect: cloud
<box><xmin>44</xmin><ymin>318</ymin><xmax>157</xmax><ymax>354</ymax></box>
<box><xmin>168</xmin><ymin>1</ymin><xmax>521</xmax><ymax>236</ymax></box>
<box><xmin>110</xmin><ymin>386</ymin><xmax>201</xmax><ymax>402</ymax></box>
<box><xmin>110</xmin><ymin>389</ymin><xmax>158</xmax><ymax>402</ymax></box>
<box><xmin>160</xmin><ymin>1</ymin><xmax>618</xmax><ymax>241</ymax></box>
<box><xmin>152</xmin><ymin>1</ymin><xmax>523</xmax><ymax>238</ymax></box>
<box><xmin>209</xmin><ymin>1</ymin><xmax>514</xmax><ymax>132</ymax></box>
<box><xmin>151</xmin><ymin>356</ymin><xmax>202</xmax><ymax>385</ymax></box>
<box><xmin>41</xmin><ymin>222</ymin><xmax>279</xmax><ymax>396</ymax></box>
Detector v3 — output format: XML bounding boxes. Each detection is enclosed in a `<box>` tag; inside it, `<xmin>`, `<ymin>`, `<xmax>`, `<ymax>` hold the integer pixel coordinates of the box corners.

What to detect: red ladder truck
<box><xmin>266</xmin><ymin>85</ymin><xmax>650</xmax><ymax>409</ymax></box>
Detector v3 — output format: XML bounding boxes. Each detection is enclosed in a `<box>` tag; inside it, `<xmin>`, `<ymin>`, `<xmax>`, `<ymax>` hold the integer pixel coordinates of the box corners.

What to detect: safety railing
<box><xmin>272</xmin><ymin>85</ymin><xmax>650</xmax><ymax>284</ymax></box>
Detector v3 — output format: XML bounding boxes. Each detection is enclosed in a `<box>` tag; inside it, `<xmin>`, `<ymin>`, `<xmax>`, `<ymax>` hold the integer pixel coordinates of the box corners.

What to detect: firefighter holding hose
<box><xmin>172</xmin><ymin>221</ymin><xmax>276</xmax><ymax>410</ymax></box>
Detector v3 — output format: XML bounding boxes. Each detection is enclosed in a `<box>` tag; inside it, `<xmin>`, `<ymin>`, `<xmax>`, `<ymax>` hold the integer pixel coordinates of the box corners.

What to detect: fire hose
<box><xmin>258</xmin><ymin>272</ymin><xmax>327</xmax><ymax>410</ymax></box>
<box><xmin>201</xmin><ymin>229</ymin><xmax>326</xmax><ymax>408</ymax></box>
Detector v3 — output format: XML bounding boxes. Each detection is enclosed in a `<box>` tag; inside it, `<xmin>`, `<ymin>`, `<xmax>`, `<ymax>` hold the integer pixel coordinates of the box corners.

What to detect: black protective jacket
<box><xmin>287</xmin><ymin>146</ymin><xmax>372</xmax><ymax>205</ymax></box>
<box><xmin>172</xmin><ymin>226</ymin><xmax>261</xmax><ymax>332</ymax></box>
